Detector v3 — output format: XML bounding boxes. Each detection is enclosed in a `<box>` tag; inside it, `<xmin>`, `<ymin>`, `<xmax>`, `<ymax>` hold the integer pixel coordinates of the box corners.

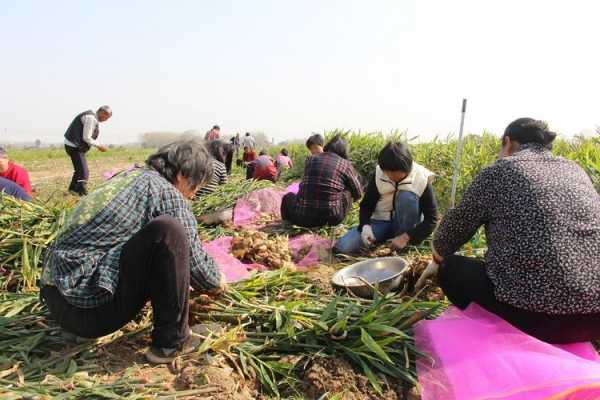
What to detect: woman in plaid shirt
<box><xmin>281</xmin><ymin>135</ymin><xmax>363</xmax><ymax>227</ymax></box>
<box><xmin>41</xmin><ymin>140</ymin><xmax>224</xmax><ymax>364</ymax></box>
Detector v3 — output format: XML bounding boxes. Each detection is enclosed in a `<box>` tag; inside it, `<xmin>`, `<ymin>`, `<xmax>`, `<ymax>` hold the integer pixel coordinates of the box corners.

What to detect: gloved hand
<box><xmin>360</xmin><ymin>225</ymin><xmax>376</xmax><ymax>246</ymax></box>
<box><xmin>415</xmin><ymin>260</ymin><xmax>440</xmax><ymax>290</ymax></box>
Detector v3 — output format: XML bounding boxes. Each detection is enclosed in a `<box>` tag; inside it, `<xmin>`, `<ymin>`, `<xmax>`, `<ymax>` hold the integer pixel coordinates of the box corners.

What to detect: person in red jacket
<box><xmin>0</xmin><ymin>146</ymin><xmax>33</xmax><ymax>196</ymax></box>
<box><xmin>251</xmin><ymin>151</ymin><xmax>278</xmax><ymax>182</ymax></box>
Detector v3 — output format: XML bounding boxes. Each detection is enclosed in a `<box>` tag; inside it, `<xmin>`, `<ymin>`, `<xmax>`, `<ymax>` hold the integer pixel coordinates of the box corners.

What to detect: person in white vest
<box><xmin>335</xmin><ymin>142</ymin><xmax>439</xmax><ymax>254</ymax></box>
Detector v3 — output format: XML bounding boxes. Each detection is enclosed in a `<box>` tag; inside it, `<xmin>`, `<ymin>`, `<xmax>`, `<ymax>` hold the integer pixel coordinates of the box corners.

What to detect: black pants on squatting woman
<box><xmin>41</xmin><ymin>216</ymin><xmax>190</xmax><ymax>349</ymax></box>
<box><xmin>439</xmin><ymin>255</ymin><xmax>600</xmax><ymax>344</ymax></box>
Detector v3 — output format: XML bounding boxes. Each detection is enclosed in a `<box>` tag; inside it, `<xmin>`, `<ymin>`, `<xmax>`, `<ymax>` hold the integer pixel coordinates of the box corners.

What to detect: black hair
<box><xmin>323</xmin><ymin>134</ymin><xmax>349</xmax><ymax>160</ymax></box>
<box><xmin>245</xmin><ymin>132</ymin><xmax>251</xmax><ymax>136</ymax></box>
<box><xmin>205</xmin><ymin>140</ymin><xmax>226</xmax><ymax>163</ymax></box>
<box><xmin>281</xmin><ymin>148</ymin><xmax>288</xmax><ymax>156</ymax></box>
<box><xmin>503</xmin><ymin>118</ymin><xmax>557</xmax><ymax>149</ymax></box>
<box><xmin>259</xmin><ymin>150</ymin><xmax>268</xmax><ymax>156</ymax></box>
<box><xmin>378</xmin><ymin>142</ymin><xmax>413</xmax><ymax>172</ymax></box>
<box><xmin>212</xmin><ymin>125</ymin><xmax>220</xmax><ymax>130</ymax></box>
<box><xmin>306</xmin><ymin>134</ymin><xmax>324</xmax><ymax>149</ymax></box>
<box><xmin>146</xmin><ymin>139</ymin><xmax>213</xmax><ymax>188</ymax></box>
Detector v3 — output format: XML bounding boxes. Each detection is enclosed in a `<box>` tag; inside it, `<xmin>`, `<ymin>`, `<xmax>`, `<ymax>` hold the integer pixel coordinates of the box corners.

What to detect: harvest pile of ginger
<box><xmin>230</xmin><ymin>230</ymin><xmax>294</xmax><ymax>269</ymax></box>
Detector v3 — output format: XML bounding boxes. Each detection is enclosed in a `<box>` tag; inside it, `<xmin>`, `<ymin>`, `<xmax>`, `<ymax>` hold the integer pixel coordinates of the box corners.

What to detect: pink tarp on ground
<box><xmin>232</xmin><ymin>183</ymin><xmax>299</xmax><ymax>228</ymax></box>
<box><xmin>415</xmin><ymin>304</ymin><xmax>600</xmax><ymax>400</ymax></box>
<box><xmin>203</xmin><ymin>234</ymin><xmax>333</xmax><ymax>283</ymax></box>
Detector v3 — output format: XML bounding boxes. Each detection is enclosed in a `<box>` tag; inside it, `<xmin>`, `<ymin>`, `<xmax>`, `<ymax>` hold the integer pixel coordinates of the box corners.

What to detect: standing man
<box><xmin>230</xmin><ymin>133</ymin><xmax>241</xmax><ymax>159</ymax></box>
<box><xmin>205</xmin><ymin>125</ymin><xmax>220</xmax><ymax>141</ymax></box>
<box><xmin>242</xmin><ymin>132</ymin><xmax>256</xmax><ymax>150</ymax></box>
<box><xmin>0</xmin><ymin>146</ymin><xmax>33</xmax><ymax>196</ymax></box>
<box><xmin>64</xmin><ymin>106</ymin><xmax>111</xmax><ymax>196</ymax></box>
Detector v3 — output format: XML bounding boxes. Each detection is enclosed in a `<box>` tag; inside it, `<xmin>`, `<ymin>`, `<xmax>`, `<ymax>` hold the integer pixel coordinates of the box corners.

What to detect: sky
<box><xmin>1</xmin><ymin>0</ymin><xmax>599</xmax><ymax>144</ymax></box>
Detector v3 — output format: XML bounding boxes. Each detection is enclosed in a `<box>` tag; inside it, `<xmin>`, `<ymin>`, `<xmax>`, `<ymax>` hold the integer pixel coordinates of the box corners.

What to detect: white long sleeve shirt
<box><xmin>241</xmin><ymin>135</ymin><xmax>255</xmax><ymax>149</ymax></box>
<box><xmin>64</xmin><ymin>113</ymin><xmax>102</xmax><ymax>148</ymax></box>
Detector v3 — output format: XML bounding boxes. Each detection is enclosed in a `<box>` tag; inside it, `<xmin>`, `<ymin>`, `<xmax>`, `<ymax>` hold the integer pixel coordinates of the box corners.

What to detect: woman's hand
<box><xmin>415</xmin><ymin>260</ymin><xmax>439</xmax><ymax>290</ymax></box>
<box><xmin>360</xmin><ymin>225</ymin><xmax>376</xmax><ymax>246</ymax></box>
<box><xmin>390</xmin><ymin>233</ymin><xmax>410</xmax><ymax>249</ymax></box>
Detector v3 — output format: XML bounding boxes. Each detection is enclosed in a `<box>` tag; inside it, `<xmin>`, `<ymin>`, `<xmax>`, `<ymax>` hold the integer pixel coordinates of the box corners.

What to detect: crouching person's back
<box><xmin>281</xmin><ymin>135</ymin><xmax>363</xmax><ymax>228</ymax></box>
<box><xmin>40</xmin><ymin>139</ymin><xmax>225</xmax><ymax>364</ymax></box>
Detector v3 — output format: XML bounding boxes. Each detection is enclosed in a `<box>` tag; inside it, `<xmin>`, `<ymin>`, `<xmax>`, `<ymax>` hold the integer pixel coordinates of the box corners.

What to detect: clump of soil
<box><xmin>301</xmin><ymin>357</ymin><xmax>403</xmax><ymax>400</ymax></box>
<box><xmin>304</xmin><ymin>264</ymin><xmax>337</xmax><ymax>295</ymax></box>
<box><xmin>177</xmin><ymin>357</ymin><xmax>258</xmax><ymax>400</ymax></box>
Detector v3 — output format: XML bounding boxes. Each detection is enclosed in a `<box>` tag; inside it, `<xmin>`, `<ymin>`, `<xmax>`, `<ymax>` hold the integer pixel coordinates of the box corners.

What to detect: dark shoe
<box><xmin>145</xmin><ymin>332</ymin><xmax>203</xmax><ymax>364</ymax></box>
<box><xmin>61</xmin><ymin>330</ymin><xmax>96</xmax><ymax>344</ymax></box>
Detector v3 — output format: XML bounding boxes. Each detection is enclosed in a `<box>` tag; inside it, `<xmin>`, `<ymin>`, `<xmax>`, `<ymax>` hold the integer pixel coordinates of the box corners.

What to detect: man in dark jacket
<box><xmin>63</xmin><ymin>106</ymin><xmax>112</xmax><ymax>196</ymax></box>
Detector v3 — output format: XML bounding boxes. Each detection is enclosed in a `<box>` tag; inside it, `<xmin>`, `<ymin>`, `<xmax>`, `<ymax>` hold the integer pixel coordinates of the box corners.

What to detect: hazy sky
<box><xmin>1</xmin><ymin>0</ymin><xmax>599</xmax><ymax>144</ymax></box>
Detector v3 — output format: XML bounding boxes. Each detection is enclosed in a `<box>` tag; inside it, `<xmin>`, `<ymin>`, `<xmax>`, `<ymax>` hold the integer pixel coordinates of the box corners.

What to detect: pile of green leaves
<box><xmin>0</xmin><ymin>195</ymin><xmax>67</xmax><ymax>291</ymax></box>
<box><xmin>192</xmin><ymin>177</ymin><xmax>275</xmax><ymax>216</ymax></box>
<box><xmin>195</xmin><ymin>269</ymin><xmax>442</xmax><ymax>396</ymax></box>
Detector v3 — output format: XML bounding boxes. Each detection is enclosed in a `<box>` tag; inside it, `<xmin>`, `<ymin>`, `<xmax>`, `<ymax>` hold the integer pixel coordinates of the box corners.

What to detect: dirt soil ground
<box><xmin>301</xmin><ymin>357</ymin><xmax>414</xmax><ymax>400</ymax></box>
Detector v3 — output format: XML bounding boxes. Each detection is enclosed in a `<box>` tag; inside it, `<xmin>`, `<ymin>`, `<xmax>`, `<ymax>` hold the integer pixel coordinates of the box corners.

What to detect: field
<box><xmin>0</xmin><ymin>132</ymin><xmax>599</xmax><ymax>399</ymax></box>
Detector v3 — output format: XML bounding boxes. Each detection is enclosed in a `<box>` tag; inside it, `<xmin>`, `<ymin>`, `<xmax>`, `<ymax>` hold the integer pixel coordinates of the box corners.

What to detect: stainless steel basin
<box><xmin>331</xmin><ymin>257</ymin><xmax>410</xmax><ymax>298</ymax></box>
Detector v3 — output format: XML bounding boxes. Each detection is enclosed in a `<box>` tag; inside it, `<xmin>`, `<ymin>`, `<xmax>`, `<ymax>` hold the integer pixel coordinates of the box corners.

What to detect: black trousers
<box><xmin>245</xmin><ymin>163</ymin><xmax>255</xmax><ymax>180</ymax></box>
<box><xmin>439</xmin><ymin>255</ymin><xmax>600</xmax><ymax>344</ymax></box>
<box><xmin>65</xmin><ymin>145</ymin><xmax>89</xmax><ymax>196</ymax></box>
<box><xmin>41</xmin><ymin>215</ymin><xmax>191</xmax><ymax>349</ymax></box>
<box><xmin>281</xmin><ymin>192</ymin><xmax>350</xmax><ymax>228</ymax></box>
<box><xmin>225</xmin><ymin>151</ymin><xmax>233</xmax><ymax>175</ymax></box>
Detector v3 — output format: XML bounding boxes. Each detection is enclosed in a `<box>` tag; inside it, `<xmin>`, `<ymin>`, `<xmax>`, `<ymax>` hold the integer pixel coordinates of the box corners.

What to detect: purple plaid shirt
<box><xmin>295</xmin><ymin>152</ymin><xmax>363</xmax><ymax>219</ymax></box>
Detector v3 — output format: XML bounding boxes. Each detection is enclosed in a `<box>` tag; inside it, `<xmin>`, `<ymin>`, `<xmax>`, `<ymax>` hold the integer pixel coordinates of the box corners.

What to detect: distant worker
<box><xmin>0</xmin><ymin>146</ymin><xmax>33</xmax><ymax>197</ymax></box>
<box><xmin>230</xmin><ymin>133</ymin><xmax>241</xmax><ymax>158</ymax></box>
<box><xmin>196</xmin><ymin>140</ymin><xmax>228</xmax><ymax>197</ymax></box>
<box><xmin>282</xmin><ymin>135</ymin><xmax>363</xmax><ymax>227</ymax></box>
<box><xmin>0</xmin><ymin>177</ymin><xmax>31</xmax><ymax>202</ymax></box>
<box><xmin>241</xmin><ymin>132</ymin><xmax>256</xmax><ymax>150</ymax></box>
<box><xmin>275</xmin><ymin>148</ymin><xmax>293</xmax><ymax>176</ymax></box>
<box><xmin>242</xmin><ymin>146</ymin><xmax>257</xmax><ymax>164</ymax></box>
<box><xmin>249</xmin><ymin>150</ymin><xmax>278</xmax><ymax>182</ymax></box>
<box><xmin>63</xmin><ymin>106</ymin><xmax>111</xmax><ymax>196</ymax></box>
<box><xmin>205</xmin><ymin>125</ymin><xmax>220</xmax><ymax>141</ymax></box>
<box><xmin>306</xmin><ymin>134</ymin><xmax>324</xmax><ymax>155</ymax></box>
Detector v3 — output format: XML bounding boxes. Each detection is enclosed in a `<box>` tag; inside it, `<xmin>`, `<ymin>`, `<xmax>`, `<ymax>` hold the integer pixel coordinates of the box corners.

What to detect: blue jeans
<box><xmin>335</xmin><ymin>191</ymin><xmax>421</xmax><ymax>254</ymax></box>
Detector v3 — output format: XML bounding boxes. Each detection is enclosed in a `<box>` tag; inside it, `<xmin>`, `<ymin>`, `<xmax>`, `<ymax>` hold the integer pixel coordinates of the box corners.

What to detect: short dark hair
<box><xmin>212</xmin><ymin>125</ymin><xmax>220</xmax><ymax>130</ymax></box>
<box><xmin>503</xmin><ymin>118</ymin><xmax>557</xmax><ymax>149</ymax></box>
<box><xmin>245</xmin><ymin>132</ymin><xmax>251</xmax><ymax>136</ymax></box>
<box><xmin>324</xmin><ymin>134</ymin><xmax>349</xmax><ymax>160</ymax></box>
<box><xmin>206</xmin><ymin>140</ymin><xmax>226</xmax><ymax>163</ymax></box>
<box><xmin>281</xmin><ymin>148</ymin><xmax>288</xmax><ymax>156</ymax></box>
<box><xmin>259</xmin><ymin>150</ymin><xmax>268</xmax><ymax>156</ymax></box>
<box><xmin>146</xmin><ymin>139</ymin><xmax>213</xmax><ymax>188</ymax></box>
<box><xmin>306</xmin><ymin>134</ymin><xmax>324</xmax><ymax>149</ymax></box>
<box><xmin>378</xmin><ymin>142</ymin><xmax>413</xmax><ymax>172</ymax></box>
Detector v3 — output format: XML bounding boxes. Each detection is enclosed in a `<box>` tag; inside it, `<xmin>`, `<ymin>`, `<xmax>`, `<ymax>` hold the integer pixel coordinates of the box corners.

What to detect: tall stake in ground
<box><xmin>450</xmin><ymin>98</ymin><xmax>468</xmax><ymax>208</ymax></box>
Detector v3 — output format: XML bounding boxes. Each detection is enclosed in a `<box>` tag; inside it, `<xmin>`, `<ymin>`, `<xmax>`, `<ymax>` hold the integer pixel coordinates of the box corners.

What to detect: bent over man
<box><xmin>63</xmin><ymin>106</ymin><xmax>111</xmax><ymax>196</ymax></box>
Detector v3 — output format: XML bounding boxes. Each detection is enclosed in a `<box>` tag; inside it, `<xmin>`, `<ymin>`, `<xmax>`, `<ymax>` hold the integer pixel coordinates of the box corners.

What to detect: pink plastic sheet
<box><xmin>288</xmin><ymin>234</ymin><xmax>332</xmax><ymax>268</ymax></box>
<box><xmin>206</xmin><ymin>182</ymin><xmax>328</xmax><ymax>282</ymax></box>
<box><xmin>415</xmin><ymin>304</ymin><xmax>600</xmax><ymax>400</ymax></box>
<box><xmin>203</xmin><ymin>233</ymin><xmax>332</xmax><ymax>282</ymax></box>
<box><xmin>202</xmin><ymin>237</ymin><xmax>265</xmax><ymax>283</ymax></box>
<box><xmin>232</xmin><ymin>183</ymin><xmax>299</xmax><ymax>228</ymax></box>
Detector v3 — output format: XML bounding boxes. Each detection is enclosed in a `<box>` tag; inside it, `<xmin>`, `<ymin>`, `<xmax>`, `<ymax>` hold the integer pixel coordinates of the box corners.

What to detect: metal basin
<box><xmin>331</xmin><ymin>257</ymin><xmax>410</xmax><ymax>298</ymax></box>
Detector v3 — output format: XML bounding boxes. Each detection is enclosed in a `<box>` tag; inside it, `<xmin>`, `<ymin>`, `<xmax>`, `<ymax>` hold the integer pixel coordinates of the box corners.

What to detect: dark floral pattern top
<box><xmin>433</xmin><ymin>144</ymin><xmax>600</xmax><ymax>315</ymax></box>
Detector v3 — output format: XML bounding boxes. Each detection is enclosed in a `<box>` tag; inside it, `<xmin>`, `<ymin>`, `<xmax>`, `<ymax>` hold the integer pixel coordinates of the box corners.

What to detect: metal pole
<box><xmin>450</xmin><ymin>99</ymin><xmax>467</xmax><ymax>208</ymax></box>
